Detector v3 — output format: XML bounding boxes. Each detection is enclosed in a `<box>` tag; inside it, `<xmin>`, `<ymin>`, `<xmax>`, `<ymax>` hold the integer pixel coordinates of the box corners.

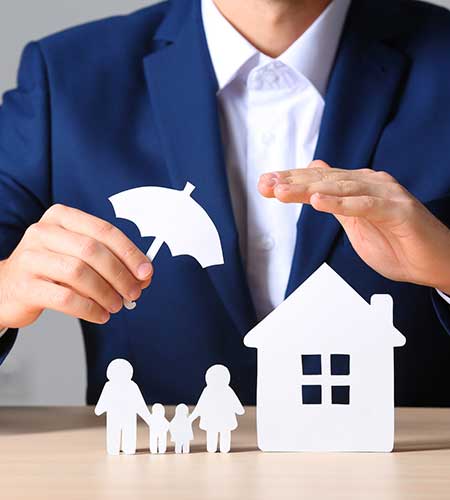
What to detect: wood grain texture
<box><xmin>1</xmin><ymin>407</ymin><xmax>449</xmax><ymax>500</ymax></box>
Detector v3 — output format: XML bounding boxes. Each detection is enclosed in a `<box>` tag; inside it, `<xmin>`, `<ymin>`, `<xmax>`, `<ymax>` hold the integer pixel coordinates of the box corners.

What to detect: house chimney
<box><xmin>370</xmin><ymin>294</ymin><xmax>393</xmax><ymax>323</ymax></box>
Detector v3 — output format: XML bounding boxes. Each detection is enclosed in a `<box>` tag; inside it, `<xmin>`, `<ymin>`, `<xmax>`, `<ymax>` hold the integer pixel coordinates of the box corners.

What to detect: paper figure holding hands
<box><xmin>170</xmin><ymin>404</ymin><xmax>194</xmax><ymax>454</ymax></box>
<box><xmin>190</xmin><ymin>365</ymin><xmax>245</xmax><ymax>453</ymax></box>
<box><xmin>149</xmin><ymin>404</ymin><xmax>170</xmax><ymax>454</ymax></box>
<box><xmin>95</xmin><ymin>359</ymin><xmax>151</xmax><ymax>455</ymax></box>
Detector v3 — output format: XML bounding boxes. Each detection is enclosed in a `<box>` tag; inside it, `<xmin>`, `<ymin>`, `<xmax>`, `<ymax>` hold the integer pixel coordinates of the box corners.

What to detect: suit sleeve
<box><xmin>426</xmin><ymin>196</ymin><xmax>450</xmax><ymax>335</ymax></box>
<box><xmin>0</xmin><ymin>42</ymin><xmax>52</xmax><ymax>364</ymax></box>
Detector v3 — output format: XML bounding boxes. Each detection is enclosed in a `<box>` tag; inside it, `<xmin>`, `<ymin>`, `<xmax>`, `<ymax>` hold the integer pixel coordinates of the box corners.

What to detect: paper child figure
<box><xmin>169</xmin><ymin>404</ymin><xmax>194</xmax><ymax>454</ymax></box>
<box><xmin>190</xmin><ymin>365</ymin><xmax>245</xmax><ymax>453</ymax></box>
<box><xmin>149</xmin><ymin>404</ymin><xmax>170</xmax><ymax>454</ymax></box>
<box><xmin>94</xmin><ymin>359</ymin><xmax>151</xmax><ymax>455</ymax></box>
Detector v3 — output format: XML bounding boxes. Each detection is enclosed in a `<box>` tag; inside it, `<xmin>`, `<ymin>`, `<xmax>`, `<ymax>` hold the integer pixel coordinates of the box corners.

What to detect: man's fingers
<box><xmin>276</xmin><ymin>163</ymin><xmax>375</xmax><ymax>181</ymax></box>
<box><xmin>271</xmin><ymin>180</ymin><xmax>405</xmax><ymax>204</ymax></box>
<box><xmin>310</xmin><ymin>193</ymin><xmax>398</xmax><ymax>220</ymax></box>
<box><xmin>23</xmin><ymin>249</ymin><xmax>123</xmax><ymax>314</ymax></box>
<box><xmin>28</xmin><ymin>223</ymin><xmax>144</xmax><ymax>303</ymax></box>
<box><xmin>42</xmin><ymin>205</ymin><xmax>153</xmax><ymax>281</ymax></box>
<box><xmin>259</xmin><ymin>162</ymin><xmax>399</xmax><ymax>198</ymax></box>
<box><xmin>140</xmin><ymin>278</ymin><xmax>152</xmax><ymax>290</ymax></box>
<box><xmin>25</xmin><ymin>278</ymin><xmax>110</xmax><ymax>324</ymax></box>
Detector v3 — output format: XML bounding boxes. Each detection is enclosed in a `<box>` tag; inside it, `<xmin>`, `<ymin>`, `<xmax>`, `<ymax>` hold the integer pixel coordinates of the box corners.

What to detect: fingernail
<box><xmin>110</xmin><ymin>299</ymin><xmax>123</xmax><ymax>314</ymax></box>
<box><xmin>313</xmin><ymin>193</ymin><xmax>329</xmax><ymax>200</ymax></box>
<box><xmin>261</xmin><ymin>174</ymin><xmax>278</xmax><ymax>185</ymax></box>
<box><xmin>100</xmin><ymin>312</ymin><xmax>110</xmax><ymax>324</ymax></box>
<box><xmin>128</xmin><ymin>285</ymin><xmax>141</xmax><ymax>301</ymax></box>
<box><xmin>137</xmin><ymin>262</ymin><xmax>153</xmax><ymax>280</ymax></box>
<box><xmin>275</xmin><ymin>184</ymin><xmax>290</xmax><ymax>192</ymax></box>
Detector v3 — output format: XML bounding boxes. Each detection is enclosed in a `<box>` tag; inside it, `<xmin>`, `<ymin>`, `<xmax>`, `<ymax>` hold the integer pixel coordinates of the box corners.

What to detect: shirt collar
<box><xmin>202</xmin><ymin>0</ymin><xmax>258</xmax><ymax>91</ymax></box>
<box><xmin>202</xmin><ymin>0</ymin><xmax>351</xmax><ymax>96</ymax></box>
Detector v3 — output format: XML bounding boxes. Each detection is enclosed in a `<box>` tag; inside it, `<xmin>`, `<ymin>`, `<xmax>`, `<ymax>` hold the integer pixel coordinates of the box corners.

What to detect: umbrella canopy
<box><xmin>109</xmin><ymin>182</ymin><xmax>224</xmax><ymax>268</ymax></box>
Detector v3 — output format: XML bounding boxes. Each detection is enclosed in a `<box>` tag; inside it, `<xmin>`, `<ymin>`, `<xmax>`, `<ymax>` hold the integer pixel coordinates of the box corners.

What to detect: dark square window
<box><xmin>331</xmin><ymin>354</ymin><xmax>350</xmax><ymax>375</ymax></box>
<box><xmin>301</xmin><ymin>355</ymin><xmax>322</xmax><ymax>375</ymax></box>
<box><xmin>302</xmin><ymin>385</ymin><xmax>322</xmax><ymax>404</ymax></box>
<box><xmin>332</xmin><ymin>385</ymin><xmax>350</xmax><ymax>405</ymax></box>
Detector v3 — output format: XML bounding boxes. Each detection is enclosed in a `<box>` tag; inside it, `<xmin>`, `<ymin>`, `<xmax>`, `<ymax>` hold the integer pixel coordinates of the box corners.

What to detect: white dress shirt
<box><xmin>437</xmin><ymin>290</ymin><xmax>450</xmax><ymax>305</ymax></box>
<box><xmin>202</xmin><ymin>0</ymin><xmax>351</xmax><ymax>319</ymax></box>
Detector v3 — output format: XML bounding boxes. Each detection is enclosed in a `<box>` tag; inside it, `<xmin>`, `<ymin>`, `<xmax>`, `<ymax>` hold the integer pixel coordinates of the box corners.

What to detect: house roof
<box><xmin>244</xmin><ymin>263</ymin><xmax>406</xmax><ymax>349</ymax></box>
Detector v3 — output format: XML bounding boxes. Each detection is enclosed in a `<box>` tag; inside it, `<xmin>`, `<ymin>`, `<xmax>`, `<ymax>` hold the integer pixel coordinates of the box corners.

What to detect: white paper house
<box><xmin>244</xmin><ymin>263</ymin><xmax>406</xmax><ymax>452</ymax></box>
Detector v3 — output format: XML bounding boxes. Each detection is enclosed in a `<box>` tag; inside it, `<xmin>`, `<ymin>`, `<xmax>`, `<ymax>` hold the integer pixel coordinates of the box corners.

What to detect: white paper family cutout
<box><xmin>95</xmin><ymin>362</ymin><xmax>244</xmax><ymax>455</ymax></box>
<box><xmin>109</xmin><ymin>182</ymin><xmax>224</xmax><ymax>309</ymax></box>
<box><xmin>244</xmin><ymin>263</ymin><xmax>406</xmax><ymax>453</ymax></box>
<box><xmin>170</xmin><ymin>404</ymin><xmax>194</xmax><ymax>454</ymax></box>
<box><xmin>190</xmin><ymin>365</ymin><xmax>245</xmax><ymax>453</ymax></box>
<box><xmin>148</xmin><ymin>404</ymin><xmax>170</xmax><ymax>454</ymax></box>
<box><xmin>94</xmin><ymin>359</ymin><xmax>151</xmax><ymax>455</ymax></box>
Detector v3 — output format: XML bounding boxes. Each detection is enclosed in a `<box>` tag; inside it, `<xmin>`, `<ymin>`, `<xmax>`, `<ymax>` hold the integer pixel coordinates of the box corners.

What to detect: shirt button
<box><xmin>264</xmin><ymin>70</ymin><xmax>279</xmax><ymax>85</ymax></box>
<box><xmin>258</xmin><ymin>235</ymin><xmax>276</xmax><ymax>251</ymax></box>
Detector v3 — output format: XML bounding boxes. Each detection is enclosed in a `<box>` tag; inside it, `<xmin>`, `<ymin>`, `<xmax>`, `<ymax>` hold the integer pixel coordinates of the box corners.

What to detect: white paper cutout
<box><xmin>149</xmin><ymin>404</ymin><xmax>170</xmax><ymax>454</ymax></box>
<box><xmin>109</xmin><ymin>182</ymin><xmax>224</xmax><ymax>310</ymax></box>
<box><xmin>170</xmin><ymin>404</ymin><xmax>194</xmax><ymax>454</ymax></box>
<box><xmin>94</xmin><ymin>359</ymin><xmax>151</xmax><ymax>455</ymax></box>
<box><xmin>190</xmin><ymin>365</ymin><xmax>245</xmax><ymax>453</ymax></box>
<box><xmin>244</xmin><ymin>263</ymin><xmax>406</xmax><ymax>453</ymax></box>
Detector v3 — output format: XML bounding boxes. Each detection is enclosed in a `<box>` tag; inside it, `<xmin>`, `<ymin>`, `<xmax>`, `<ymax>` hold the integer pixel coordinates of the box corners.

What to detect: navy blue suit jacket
<box><xmin>0</xmin><ymin>0</ymin><xmax>449</xmax><ymax>405</ymax></box>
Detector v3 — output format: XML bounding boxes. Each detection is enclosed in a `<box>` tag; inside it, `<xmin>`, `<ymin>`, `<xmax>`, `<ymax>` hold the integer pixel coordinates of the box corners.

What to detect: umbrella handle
<box><xmin>123</xmin><ymin>237</ymin><xmax>164</xmax><ymax>311</ymax></box>
<box><xmin>147</xmin><ymin>237</ymin><xmax>164</xmax><ymax>262</ymax></box>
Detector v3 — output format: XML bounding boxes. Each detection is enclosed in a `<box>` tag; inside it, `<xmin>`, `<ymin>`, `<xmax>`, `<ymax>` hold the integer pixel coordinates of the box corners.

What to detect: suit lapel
<box><xmin>286</xmin><ymin>0</ymin><xmax>409</xmax><ymax>296</ymax></box>
<box><xmin>143</xmin><ymin>0</ymin><xmax>257</xmax><ymax>334</ymax></box>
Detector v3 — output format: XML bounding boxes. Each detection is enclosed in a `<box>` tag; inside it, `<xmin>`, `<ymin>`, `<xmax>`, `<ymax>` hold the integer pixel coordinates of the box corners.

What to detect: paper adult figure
<box><xmin>169</xmin><ymin>404</ymin><xmax>194</xmax><ymax>454</ymax></box>
<box><xmin>94</xmin><ymin>359</ymin><xmax>151</xmax><ymax>455</ymax></box>
<box><xmin>190</xmin><ymin>365</ymin><xmax>245</xmax><ymax>453</ymax></box>
<box><xmin>149</xmin><ymin>404</ymin><xmax>170</xmax><ymax>454</ymax></box>
<box><xmin>109</xmin><ymin>182</ymin><xmax>224</xmax><ymax>309</ymax></box>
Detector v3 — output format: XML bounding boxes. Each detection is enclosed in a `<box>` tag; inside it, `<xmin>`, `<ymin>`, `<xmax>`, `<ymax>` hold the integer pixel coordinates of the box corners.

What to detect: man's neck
<box><xmin>213</xmin><ymin>0</ymin><xmax>333</xmax><ymax>58</ymax></box>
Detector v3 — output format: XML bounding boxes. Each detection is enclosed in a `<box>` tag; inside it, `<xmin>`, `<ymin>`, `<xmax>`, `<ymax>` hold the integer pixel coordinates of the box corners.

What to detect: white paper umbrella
<box><xmin>109</xmin><ymin>182</ymin><xmax>224</xmax><ymax>309</ymax></box>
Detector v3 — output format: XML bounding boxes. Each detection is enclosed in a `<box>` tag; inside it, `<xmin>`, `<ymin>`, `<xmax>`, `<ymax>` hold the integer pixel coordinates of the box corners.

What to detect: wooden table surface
<box><xmin>1</xmin><ymin>407</ymin><xmax>450</xmax><ymax>499</ymax></box>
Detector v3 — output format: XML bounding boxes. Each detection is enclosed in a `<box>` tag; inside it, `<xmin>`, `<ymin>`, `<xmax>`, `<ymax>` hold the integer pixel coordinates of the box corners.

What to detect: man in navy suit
<box><xmin>0</xmin><ymin>0</ymin><xmax>449</xmax><ymax>406</ymax></box>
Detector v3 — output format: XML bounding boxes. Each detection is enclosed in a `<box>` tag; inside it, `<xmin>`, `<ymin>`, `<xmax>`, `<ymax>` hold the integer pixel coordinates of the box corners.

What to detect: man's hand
<box><xmin>0</xmin><ymin>204</ymin><xmax>153</xmax><ymax>329</ymax></box>
<box><xmin>259</xmin><ymin>161</ymin><xmax>450</xmax><ymax>294</ymax></box>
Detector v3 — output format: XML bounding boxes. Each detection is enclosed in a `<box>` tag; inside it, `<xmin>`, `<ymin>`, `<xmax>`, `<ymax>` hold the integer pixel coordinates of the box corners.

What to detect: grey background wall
<box><xmin>1</xmin><ymin>0</ymin><xmax>450</xmax><ymax>405</ymax></box>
